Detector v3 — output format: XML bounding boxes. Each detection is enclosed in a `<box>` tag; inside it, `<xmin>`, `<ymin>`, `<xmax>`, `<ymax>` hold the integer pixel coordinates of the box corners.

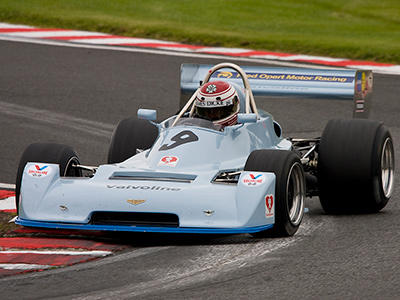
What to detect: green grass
<box><xmin>0</xmin><ymin>0</ymin><xmax>399</xmax><ymax>63</ymax></box>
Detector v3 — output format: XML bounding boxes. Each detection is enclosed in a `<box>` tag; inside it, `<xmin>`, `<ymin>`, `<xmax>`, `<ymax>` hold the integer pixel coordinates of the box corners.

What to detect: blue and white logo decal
<box><xmin>27</xmin><ymin>164</ymin><xmax>52</xmax><ymax>178</ymax></box>
<box><xmin>242</xmin><ymin>173</ymin><xmax>265</xmax><ymax>187</ymax></box>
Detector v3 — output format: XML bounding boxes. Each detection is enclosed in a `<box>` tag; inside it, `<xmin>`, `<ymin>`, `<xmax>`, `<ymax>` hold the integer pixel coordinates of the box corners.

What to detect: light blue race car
<box><xmin>15</xmin><ymin>63</ymin><xmax>395</xmax><ymax>237</ymax></box>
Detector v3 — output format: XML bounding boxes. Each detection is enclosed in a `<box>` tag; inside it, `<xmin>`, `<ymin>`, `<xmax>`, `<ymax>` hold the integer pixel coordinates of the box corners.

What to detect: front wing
<box><xmin>16</xmin><ymin>163</ymin><xmax>276</xmax><ymax>234</ymax></box>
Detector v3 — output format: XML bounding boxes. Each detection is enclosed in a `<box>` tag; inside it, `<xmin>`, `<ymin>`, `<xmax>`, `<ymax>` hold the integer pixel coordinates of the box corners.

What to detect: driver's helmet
<box><xmin>195</xmin><ymin>81</ymin><xmax>240</xmax><ymax>127</ymax></box>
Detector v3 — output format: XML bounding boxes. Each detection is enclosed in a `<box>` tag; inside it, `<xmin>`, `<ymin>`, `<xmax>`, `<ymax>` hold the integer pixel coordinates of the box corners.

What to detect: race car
<box><xmin>14</xmin><ymin>62</ymin><xmax>395</xmax><ymax>237</ymax></box>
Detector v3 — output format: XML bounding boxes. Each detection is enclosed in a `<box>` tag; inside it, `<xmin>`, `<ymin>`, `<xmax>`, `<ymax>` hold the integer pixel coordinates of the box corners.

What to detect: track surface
<box><xmin>0</xmin><ymin>40</ymin><xmax>399</xmax><ymax>299</ymax></box>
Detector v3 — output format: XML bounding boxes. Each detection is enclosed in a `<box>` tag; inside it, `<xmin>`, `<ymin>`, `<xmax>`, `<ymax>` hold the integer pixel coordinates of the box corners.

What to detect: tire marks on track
<box><xmin>69</xmin><ymin>218</ymin><xmax>321</xmax><ymax>300</ymax></box>
<box><xmin>0</xmin><ymin>101</ymin><xmax>114</xmax><ymax>138</ymax></box>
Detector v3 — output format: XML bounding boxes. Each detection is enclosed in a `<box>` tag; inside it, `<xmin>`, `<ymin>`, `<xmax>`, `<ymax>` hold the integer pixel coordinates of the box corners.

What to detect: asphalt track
<box><xmin>0</xmin><ymin>39</ymin><xmax>399</xmax><ymax>299</ymax></box>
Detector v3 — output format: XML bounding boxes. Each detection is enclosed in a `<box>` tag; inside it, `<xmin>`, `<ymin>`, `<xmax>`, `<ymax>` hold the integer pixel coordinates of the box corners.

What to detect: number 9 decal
<box><xmin>159</xmin><ymin>131</ymin><xmax>199</xmax><ymax>151</ymax></box>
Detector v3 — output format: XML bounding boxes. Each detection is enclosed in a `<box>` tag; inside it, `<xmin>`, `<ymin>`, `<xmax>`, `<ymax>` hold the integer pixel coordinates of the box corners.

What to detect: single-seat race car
<box><xmin>15</xmin><ymin>62</ymin><xmax>395</xmax><ymax>237</ymax></box>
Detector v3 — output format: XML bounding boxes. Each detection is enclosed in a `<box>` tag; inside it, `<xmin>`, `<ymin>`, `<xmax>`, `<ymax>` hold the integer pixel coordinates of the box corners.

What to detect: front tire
<box><xmin>107</xmin><ymin>118</ymin><xmax>158</xmax><ymax>164</ymax></box>
<box><xmin>244</xmin><ymin>150</ymin><xmax>306</xmax><ymax>237</ymax></box>
<box><xmin>318</xmin><ymin>119</ymin><xmax>395</xmax><ymax>214</ymax></box>
<box><xmin>15</xmin><ymin>143</ymin><xmax>81</xmax><ymax>213</ymax></box>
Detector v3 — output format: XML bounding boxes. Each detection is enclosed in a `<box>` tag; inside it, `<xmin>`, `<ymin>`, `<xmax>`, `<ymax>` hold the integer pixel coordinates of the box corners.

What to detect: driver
<box><xmin>195</xmin><ymin>81</ymin><xmax>240</xmax><ymax>127</ymax></box>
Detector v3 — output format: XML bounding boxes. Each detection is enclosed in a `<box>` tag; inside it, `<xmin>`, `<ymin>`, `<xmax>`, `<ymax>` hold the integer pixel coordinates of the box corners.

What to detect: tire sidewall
<box><xmin>371</xmin><ymin>126</ymin><xmax>394</xmax><ymax>210</ymax></box>
<box><xmin>107</xmin><ymin>118</ymin><xmax>158</xmax><ymax>164</ymax></box>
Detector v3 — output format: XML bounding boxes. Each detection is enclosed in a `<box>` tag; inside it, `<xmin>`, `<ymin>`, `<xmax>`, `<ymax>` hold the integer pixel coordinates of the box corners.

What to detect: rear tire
<box><xmin>244</xmin><ymin>150</ymin><xmax>306</xmax><ymax>237</ymax></box>
<box><xmin>15</xmin><ymin>143</ymin><xmax>81</xmax><ymax>213</ymax></box>
<box><xmin>318</xmin><ymin>119</ymin><xmax>395</xmax><ymax>214</ymax></box>
<box><xmin>107</xmin><ymin>118</ymin><xmax>158</xmax><ymax>164</ymax></box>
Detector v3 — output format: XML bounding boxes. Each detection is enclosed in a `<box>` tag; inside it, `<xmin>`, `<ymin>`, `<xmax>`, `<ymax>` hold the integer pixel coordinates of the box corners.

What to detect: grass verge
<box><xmin>0</xmin><ymin>0</ymin><xmax>399</xmax><ymax>63</ymax></box>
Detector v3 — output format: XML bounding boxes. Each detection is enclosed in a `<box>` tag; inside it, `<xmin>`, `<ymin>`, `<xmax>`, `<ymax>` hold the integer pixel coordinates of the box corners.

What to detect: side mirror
<box><xmin>237</xmin><ymin>113</ymin><xmax>257</xmax><ymax>124</ymax></box>
<box><xmin>137</xmin><ymin>109</ymin><xmax>157</xmax><ymax>121</ymax></box>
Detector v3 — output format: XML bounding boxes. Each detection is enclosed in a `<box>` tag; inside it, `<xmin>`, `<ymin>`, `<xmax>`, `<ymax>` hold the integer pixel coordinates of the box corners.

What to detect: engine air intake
<box><xmin>90</xmin><ymin>212</ymin><xmax>179</xmax><ymax>227</ymax></box>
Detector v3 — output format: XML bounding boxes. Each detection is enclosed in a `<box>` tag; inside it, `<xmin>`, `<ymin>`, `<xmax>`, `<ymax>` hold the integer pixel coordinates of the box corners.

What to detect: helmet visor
<box><xmin>196</xmin><ymin>105</ymin><xmax>234</xmax><ymax>121</ymax></box>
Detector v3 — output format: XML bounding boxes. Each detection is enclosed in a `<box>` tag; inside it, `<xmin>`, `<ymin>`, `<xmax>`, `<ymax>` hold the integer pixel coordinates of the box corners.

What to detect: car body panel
<box><xmin>18</xmin><ymin>163</ymin><xmax>276</xmax><ymax>233</ymax></box>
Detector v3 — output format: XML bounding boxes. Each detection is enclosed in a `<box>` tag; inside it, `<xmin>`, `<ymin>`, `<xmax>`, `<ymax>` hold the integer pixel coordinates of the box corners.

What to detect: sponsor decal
<box><xmin>217</xmin><ymin>71</ymin><xmax>233</xmax><ymax>79</ymax></box>
<box><xmin>196</xmin><ymin>99</ymin><xmax>233</xmax><ymax>107</ymax></box>
<box><xmin>27</xmin><ymin>164</ymin><xmax>51</xmax><ymax>178</ymax></box>
<box><xmin>363</xmin><ymin>73</ymin><xmax>371</xmax><ymax>97</ymax></box>
<box><xmin>106</xmin><ymin>185</ymin><xmax>180</xmax><ymax>191</ymax></box>
<box><xmin>356</xmin><ymin>72</ymin><xmax>366</xmax><ymax>92</ymax></box>
<box><xmin>212</xmin><ymin>71</ymin><xmax>353</xmax><ymax>83</ymax></box>
<box><xmin>356</xmin><ymin>100</ymin><xmax>365</xmax><ymax>112</ymax></box>
<box><xmin>242</xmin><ymin>173</ymin><xmax>265</xmax><ymax>186</ymax></box>
<box><xmin>206</xmin><ymin>84</ymin><xmax>217</xmax><ymax>93</ymax></box>
<box><xmin>265</xmin><ymin>195</ymin><xmax>274</xmax><ymax>218</ymax></box>
<box><xmin>158</xmin><ymin>156</ymin><xmax>179</xmax><ymax>167</ymax></box>
<box><xmin>127</xmin><ymin>199</ymin><xmax>146</xmax><ymax>205</ymax></box>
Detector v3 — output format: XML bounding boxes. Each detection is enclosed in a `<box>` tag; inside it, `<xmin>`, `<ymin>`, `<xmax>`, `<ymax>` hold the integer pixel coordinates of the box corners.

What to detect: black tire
<box><xmin>318</xmin><ymin>119</ymin><xmax>395</xmax><ymax>214</ymax></box>
<box><xmin>244</xmin><ymin>150</ymin><xmax>306</xmax><ymax>237</ymax></box>
<box><xmin>15</xmin><ymin>143</ymin><xmax>81</xmax><ymax>213</ymax></box>
<box><xmin>107</xmin><ymin>118</ymin><xmax>158</xmax><ymax>164</ymax></box>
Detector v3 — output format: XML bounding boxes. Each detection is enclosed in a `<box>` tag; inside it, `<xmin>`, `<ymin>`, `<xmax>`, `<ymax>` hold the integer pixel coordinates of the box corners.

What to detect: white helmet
<box><xmin>195</xmin><ymin>81</ymin><xmax>240</xmax><ymax>127</ymax></box>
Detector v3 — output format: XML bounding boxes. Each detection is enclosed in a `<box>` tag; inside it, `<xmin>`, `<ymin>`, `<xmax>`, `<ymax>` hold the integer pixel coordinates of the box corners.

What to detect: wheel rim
<box><xmin>63</xmin><ymin>156</ymin><xmax>80</xmax><ymax>177</ymax></box>
<box><xmin>287</xmin><ymin>162</ymin><xmax>305</xmax><ymax>226</ymax></box>
<box><xmin>381</xmin><ymin>137</ymin><xmax>395</xmax><ymax>198</ymax></box>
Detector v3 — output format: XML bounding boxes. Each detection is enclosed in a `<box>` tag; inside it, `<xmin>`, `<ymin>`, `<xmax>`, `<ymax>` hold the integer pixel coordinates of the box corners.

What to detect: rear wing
<box><xmin>180</xmin><ymin>64</ymin><xmax>372</xmax><ymax>118</ymax></box>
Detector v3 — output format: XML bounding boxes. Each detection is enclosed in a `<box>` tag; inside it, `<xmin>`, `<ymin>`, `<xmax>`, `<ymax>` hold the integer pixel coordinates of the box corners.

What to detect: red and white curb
<box><xmin>0</xmin><ymin>189</ymin><xmax>16</xmax><ymax>214</ymax></box>
<box><xmin>0</xmin><ymin>237</ymin><xmax>126</xmax><ymax>277</ymax></box>
<box><xmin>0</xmin><ymin>189</ymin><xmax>127</xmax><ymax>277</ymax></box>
<box><xmin>1</xmin><ymin>22</ymin><xmax>399</xmax><ymax>75</ymax></box>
